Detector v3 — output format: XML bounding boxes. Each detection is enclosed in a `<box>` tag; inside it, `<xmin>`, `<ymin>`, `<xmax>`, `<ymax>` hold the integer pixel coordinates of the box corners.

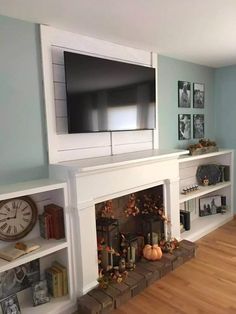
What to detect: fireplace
<box><xmin>50</xmin><ymin>149</ymin><xmax>186</xmax><ymax>296</ymax></box>
<box><xmin>95</xmin><ymin>186</ymin><xmax>166</xmax><ymax>284</ymax></box>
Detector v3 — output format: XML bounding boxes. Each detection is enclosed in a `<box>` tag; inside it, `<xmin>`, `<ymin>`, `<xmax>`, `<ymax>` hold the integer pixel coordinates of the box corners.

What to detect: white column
<box><xmin>73</xmin><ymin>200</ymin><xmax>98</xmax><ymax>295</ymax></box>
<box><xmin>164</xmin><ymin>178</ymin><xmax>180</xmax><ymax>240</ymax></box>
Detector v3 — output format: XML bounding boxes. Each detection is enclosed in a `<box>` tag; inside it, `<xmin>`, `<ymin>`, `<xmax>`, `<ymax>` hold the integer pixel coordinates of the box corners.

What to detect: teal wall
<box><xmin>214</xmin><ymin>66</ymin><xmax>236</xmax><ymax>209</ymax></box>
<box><xmin>214</xmin><ymin>66</ymin><xmax>236</xmax><ymax>148</ymax></box>
<box><xmin>0</xmin><ymin>15</ymin><xmax>48</xmax><ymax>185</ymax></box>
<box><xmin>158</xmin><ymin>55</ymin><xmax>215</xmax><ymax>150</ymax></box>
<box><xmin>0</xmin><ymin>15</ymin><xmax>233</xmax><ymax>188</ymax></box>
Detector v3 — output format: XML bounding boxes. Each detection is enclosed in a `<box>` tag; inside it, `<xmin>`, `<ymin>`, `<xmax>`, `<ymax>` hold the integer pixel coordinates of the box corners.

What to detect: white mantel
<box><xmin>50</xmin><ymin>149</ymin><xmax>188</xmax><ymax>296</ymax></box>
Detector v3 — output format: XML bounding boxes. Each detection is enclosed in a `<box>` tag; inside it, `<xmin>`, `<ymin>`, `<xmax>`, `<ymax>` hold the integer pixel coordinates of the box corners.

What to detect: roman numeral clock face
<box><xmin>0</xmin><ymin>196</ymin><xmax>37</xmax><ymax>241</ymax></box>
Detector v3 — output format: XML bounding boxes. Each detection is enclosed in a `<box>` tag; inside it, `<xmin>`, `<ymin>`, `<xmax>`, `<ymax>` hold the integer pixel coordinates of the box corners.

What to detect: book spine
<box><xmin>46</xmin><ymin>268</ymin><xmax>58</xmax><ymax>297</ymax></box>
<box><xmin>52</xmin><ymin>266</ymin><xmax>63</xmax><ymax>297</ymax></box>
<box><xmin>46</xmin><ymin>213</ymin><xmax>53</xmax><ymax>239</ymax></box>
<box><xmin>45</xmin><ymin>206</ymin><xmax>65</xmax><ymax>239</ymax></box>
<box><xmin>53</xmin><ymin>262</ymin><xmax>68</xmax><ymax>296</ymax></box>
<box><xmin>39</xmin><ymin>214</ymin><xmax>48</xmax><ymax>239</ymax></box>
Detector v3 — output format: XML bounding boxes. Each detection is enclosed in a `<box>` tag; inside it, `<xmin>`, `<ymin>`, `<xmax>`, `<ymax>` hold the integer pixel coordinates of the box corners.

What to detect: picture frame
<box><xmin>178</xmin><ymin>114</ymin><xmax>191</xmax><ymax>140</ymax></box>
<box><xmin>0</xmin><ymin>260</ymin><xmax>40</xmax><ymax>300</ymax></box>
<box><xmin>199</xmin><ymin>195</ymin><xmax>222</xmax><ymax>217</ymax></box>
<box><xmin>0</xmin><ymin>294</ymin><xmax>21</xmax><ymax>314</ymax></box>
<box><xmin>193</xmin><ymin>114</ymin><xmax>204</xmax><ymax>139</ymax></box>
<box><xmin>32</xmin><ymin>280</ymin><xmax>50</xmax><ymax>306</ymax></box>
<box><xmin>178</xmin><ymin>81</ymin><xmax>191</xmax><ymax>108</ymax></box>
<box><xmin>193</xmin><ymin>83</ymin><xmax>204</xmax><ymax>108</ymax></box>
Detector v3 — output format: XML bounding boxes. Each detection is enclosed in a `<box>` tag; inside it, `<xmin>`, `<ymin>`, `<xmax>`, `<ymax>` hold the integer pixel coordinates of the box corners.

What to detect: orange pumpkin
<box><xmin>143</xmin><ymin>244</ymin><xmax>162</xmax><ymax>261</ymax></box>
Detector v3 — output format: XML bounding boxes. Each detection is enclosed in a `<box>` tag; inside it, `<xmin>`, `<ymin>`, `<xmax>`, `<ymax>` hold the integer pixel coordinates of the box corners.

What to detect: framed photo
<box><xmin>193</xmin><ymin>83</ymin><xmax>204</xmax><ymax>108</ymax></box>
<box><xmin>199</xmin><ymin>195</ymin><xmax>222</xmax><ymax>217</ymax></box>
<box><xmin>0</xmin><ymin>294</ymin><xmax>21</xmax><ymax>314</ymax></box>
<box><xmin>193</xmin><ymin>114</ymin><xmax>204</xmax><ymax>139</ymax></box>
<box><xmin>32</xmin><ymin>280</ymin><xmax>50</xmax><ymax>306</ymax></box>
<box><xmin>178</xmin><ymin>81</ymin><xmax>191</xmax><ymax>108</ymax></box>
<box><xmin>0</xmin><ymin>260</ymin><xmax>40</xmax><ymax>300</ymax></box>
<box><xmin>178</xmin><ymin>114</ymin><xmax>191</xmax><ymax>140</ymax></box>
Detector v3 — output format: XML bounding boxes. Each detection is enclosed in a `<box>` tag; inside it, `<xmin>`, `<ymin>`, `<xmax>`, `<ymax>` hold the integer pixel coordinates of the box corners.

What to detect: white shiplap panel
<box><xmin>58</xmin><ymin>146</ymin><xmax>111</xmax><ymax>161</ymax></box>
<box><xmin>57</xmin><ymin>133</ymin><xmax>110</xmax><ymax>150</ymax></box>
<box><xmin>112</xmin><ymin>130</ymin><xmax>153</xmax><ymax>154</ymax></box>
<box><xmin>41</xmin><ymin>25</ymin><xmax>157</xmax><ymax>163</ymax></box>
<box><xmin>56</xmin><ymin>117</ymin><xmax>68</xmax><ymax>133</ymax></box>
<box><xmin>112</xmin><ymin>130</ymin><xmax>152</xmax><ymax>145</ymax></box>
<box><xmin>52</xmin><ymin>46</ymin><xmax>64</xmax><ymax>65</ymax></box>
<box><xmin>55</xmin><ymin>100</ymin><xmax>67</xmax><ymax>117</ymax></box>
<box><xmin>54</xmin><ymin>82</ymin><xmax>66</xmax><ymax>100</ymax></box>
<box><xmin>112</xmin><ymin>141</ymin><xmax>152</xmax><ymax>155</ymax></box>
<box><xmin>47</xmin><ymin>26</ymin><xmax>152</xmax><ymax>66</ymax></box>
<box><xmin>53</xmin><ymin>64</ymin><xmax>65</xmax><ymax>82</ymax></box>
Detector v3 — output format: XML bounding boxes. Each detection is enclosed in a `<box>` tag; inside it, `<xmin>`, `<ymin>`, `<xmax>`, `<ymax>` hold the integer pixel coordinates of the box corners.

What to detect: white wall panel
<box><xmin>54</xmin><ymin>82</ymin><xmax>66</xmax><ymax>100</ymax></box>
<box><xmin>57</xmin><ymin>133</ymin><xmax>110</xmax><ymax>150</ymax></box>
<box><xmin>57</xmin><ymin>147</ymin><xmax>111</xmax><ymax>162</ymax></box>
<box><xmin>40</xmin><ymin>25</ymin><xmax>158</xmax><ymax>163</ymax></box>
<box><xmin>55</xmin><ymin>100</ymin><xmax>67</xmax><ymax>117</ymax></box>
<box><xmin>53</xmin><ymin>64</ymin><xmax>65</xmax><ymax>83</ymax></box>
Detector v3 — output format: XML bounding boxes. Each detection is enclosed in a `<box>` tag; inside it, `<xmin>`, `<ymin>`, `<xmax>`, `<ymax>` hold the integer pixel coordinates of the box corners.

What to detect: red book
<box><xmin>46</xmin><ymin>213</ymin><xmax>53</xmax><ymax>239</ymax></box>
<box><xmin>44</xmin><ymin>204</ymin><xmax>65</xmax><ymax>239</ymax></box>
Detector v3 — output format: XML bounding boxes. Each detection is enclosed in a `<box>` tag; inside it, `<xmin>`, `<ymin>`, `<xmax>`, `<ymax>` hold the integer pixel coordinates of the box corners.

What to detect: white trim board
<box><xmin>40</xmin><ymin>25</ymin><xmax>159</xmax><ymax>164</ymax></box>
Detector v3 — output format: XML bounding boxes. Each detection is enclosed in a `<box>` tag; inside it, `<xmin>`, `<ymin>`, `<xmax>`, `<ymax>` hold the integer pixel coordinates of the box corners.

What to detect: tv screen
<box><xmin>64</xmin><ymin>51</ymin><xmax>156</xmax><ymax>133</ymax></box>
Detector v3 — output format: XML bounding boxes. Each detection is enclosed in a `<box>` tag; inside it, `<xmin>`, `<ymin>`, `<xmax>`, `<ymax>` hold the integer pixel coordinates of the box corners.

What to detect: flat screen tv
<box><xmin>64</xmin><ymin>51</ymin><xmax>156</xmax><ymax>133</ymax></box>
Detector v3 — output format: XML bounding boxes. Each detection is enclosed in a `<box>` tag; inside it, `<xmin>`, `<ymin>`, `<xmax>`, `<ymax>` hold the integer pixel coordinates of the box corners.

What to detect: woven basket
<box><xmin>189</xmin><ymin>146</ymin><xmax>218</xmax><ymax>156</ymax></box>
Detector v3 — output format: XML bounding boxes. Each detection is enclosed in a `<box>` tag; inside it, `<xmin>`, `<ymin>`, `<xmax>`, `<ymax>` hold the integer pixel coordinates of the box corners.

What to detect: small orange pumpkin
<box><xmin>143</xmin><ymin>244</ymin><xmax>162</xmax><ymax>261</ymax></box>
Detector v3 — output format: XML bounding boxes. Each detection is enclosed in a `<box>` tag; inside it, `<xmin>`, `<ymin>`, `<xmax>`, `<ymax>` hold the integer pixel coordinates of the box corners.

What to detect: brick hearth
<box><xmin>77</xmin><ymin>240</ymin><xmax>197</xmax><ymax>314</ymax></box>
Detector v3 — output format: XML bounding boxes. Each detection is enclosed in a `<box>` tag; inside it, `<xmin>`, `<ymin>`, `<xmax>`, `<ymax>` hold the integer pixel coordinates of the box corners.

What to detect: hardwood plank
<box><xmin>114</xmin><ymin>219</ymin><xmax>236</xmax><ymax>314</ymax></box>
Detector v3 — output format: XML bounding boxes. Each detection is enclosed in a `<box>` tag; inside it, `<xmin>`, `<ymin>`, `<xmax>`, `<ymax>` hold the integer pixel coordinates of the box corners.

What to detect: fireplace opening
<box><xmin>95</xmin><ymin>185</ymin><xmax>167</xmax><ymax>285</ymax></box>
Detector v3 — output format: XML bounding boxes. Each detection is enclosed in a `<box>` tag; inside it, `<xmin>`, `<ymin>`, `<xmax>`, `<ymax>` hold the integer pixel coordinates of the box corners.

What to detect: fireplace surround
<box><xmin>50</xmin><ymin>149</ymin><xmax>187</xmax><ymax>296</ymax></box>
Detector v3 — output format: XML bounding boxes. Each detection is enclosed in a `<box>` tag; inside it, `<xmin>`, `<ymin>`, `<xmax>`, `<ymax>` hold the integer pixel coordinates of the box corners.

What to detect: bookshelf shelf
<box><xmin>179</xmin><ymin>149</ymin><xmax>234</xmax><ymax>242</ymax></box>
<box><xmin>0</xmin><ymin>179</ymin><xmax>76</xmax><ymax>314</ymax></box>
<box><xmin>21</xmin><ymin>295</ymin><xmax>73</xmax><ymax>314</ymax></box>
<box><xmin>0</xmin><ymin>237</ymin><xmax>68</xmax><ymax>273</ymax></box>
<box><xmin>180</xmin><ymin>211</ymin><xmax>233</xmax><ymax>242</ymax></box>
<box><xmin>179</xmin><ymin>181</ymin><xmax>231</xmax><ymax>203</ymax></box>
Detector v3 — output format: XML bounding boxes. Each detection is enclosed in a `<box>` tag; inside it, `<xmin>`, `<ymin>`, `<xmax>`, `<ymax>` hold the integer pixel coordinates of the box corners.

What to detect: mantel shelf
<box><xmin>57</xmin><ymin>149</ymin><xmax>188</xmax><ymax>173</ymax></box>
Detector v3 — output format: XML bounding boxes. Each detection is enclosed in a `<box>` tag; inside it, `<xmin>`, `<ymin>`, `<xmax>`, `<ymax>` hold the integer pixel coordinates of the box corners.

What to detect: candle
<box><xmin>127</xmin><ymin>247</ymin><xmax>131</xmax><ymax>261</ymax></box>
<box><xmin>110</xmin><ymin>251</ymin><xmax>113</xmax><ymax>268</ymax></box>
<box><xmin>101</xmin><ymin>250</ymin><xmax>109</xmax><ymax>269</ymax></box>
<box><xmin>131</xmin><ymin>246</ymin><xmax>136</xmax><ymax>262</ymax></box>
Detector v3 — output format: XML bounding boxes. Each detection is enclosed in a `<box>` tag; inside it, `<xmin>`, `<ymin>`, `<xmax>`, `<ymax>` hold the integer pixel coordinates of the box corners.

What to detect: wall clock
<box><xmin>0</xmin><ymin>196</ymin><xmax>38</xmax><ymax>241</ymax></box>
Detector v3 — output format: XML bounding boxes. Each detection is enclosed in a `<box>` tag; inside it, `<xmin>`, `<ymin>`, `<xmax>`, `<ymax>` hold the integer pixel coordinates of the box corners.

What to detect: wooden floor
<box><xmin>114</xmin><ymin>219</ymin><xmax>236</xmax><ymax>314</ymax></box>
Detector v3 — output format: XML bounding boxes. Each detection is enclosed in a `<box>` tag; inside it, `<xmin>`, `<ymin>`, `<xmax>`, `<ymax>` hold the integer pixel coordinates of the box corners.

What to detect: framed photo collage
<box><xmin>178</xmin><ymin>81</ymin><xmax>205</xmax><ymax>140</ymax></box>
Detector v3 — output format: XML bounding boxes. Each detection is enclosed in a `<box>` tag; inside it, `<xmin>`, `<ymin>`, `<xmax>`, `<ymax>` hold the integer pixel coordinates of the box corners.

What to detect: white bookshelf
<box><xmin>179</xmin><ymin>149</ymin><xmax>234</xmax><ymax>241</ymax></box>
<box><xmin>180</xmin><ymin>212</ymin><xmax>233</xmax><ymax>242</ymax></box>
<box><xmin>0</xmin><ymin>179</ymin><xmax>76</xmax><ymax>314</ymax></box>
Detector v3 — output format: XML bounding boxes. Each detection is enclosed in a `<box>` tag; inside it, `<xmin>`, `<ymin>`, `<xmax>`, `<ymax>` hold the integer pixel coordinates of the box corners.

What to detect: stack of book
<box><xmin>39</xmin><ymin>203</ymin><xmax>65</xmax><ymax>240</ymax></box>
<box><xmin>45</xmin><ymin>261</ymin><xmax>68</xmax><ymax>297</ymax></box>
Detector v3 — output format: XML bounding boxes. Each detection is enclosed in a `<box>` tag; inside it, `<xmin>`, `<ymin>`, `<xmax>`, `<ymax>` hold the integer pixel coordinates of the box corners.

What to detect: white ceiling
<box><xmin>0</xmin><ymin>0</ymin><xmax>236</xmax><ymax>68</ymax></box>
